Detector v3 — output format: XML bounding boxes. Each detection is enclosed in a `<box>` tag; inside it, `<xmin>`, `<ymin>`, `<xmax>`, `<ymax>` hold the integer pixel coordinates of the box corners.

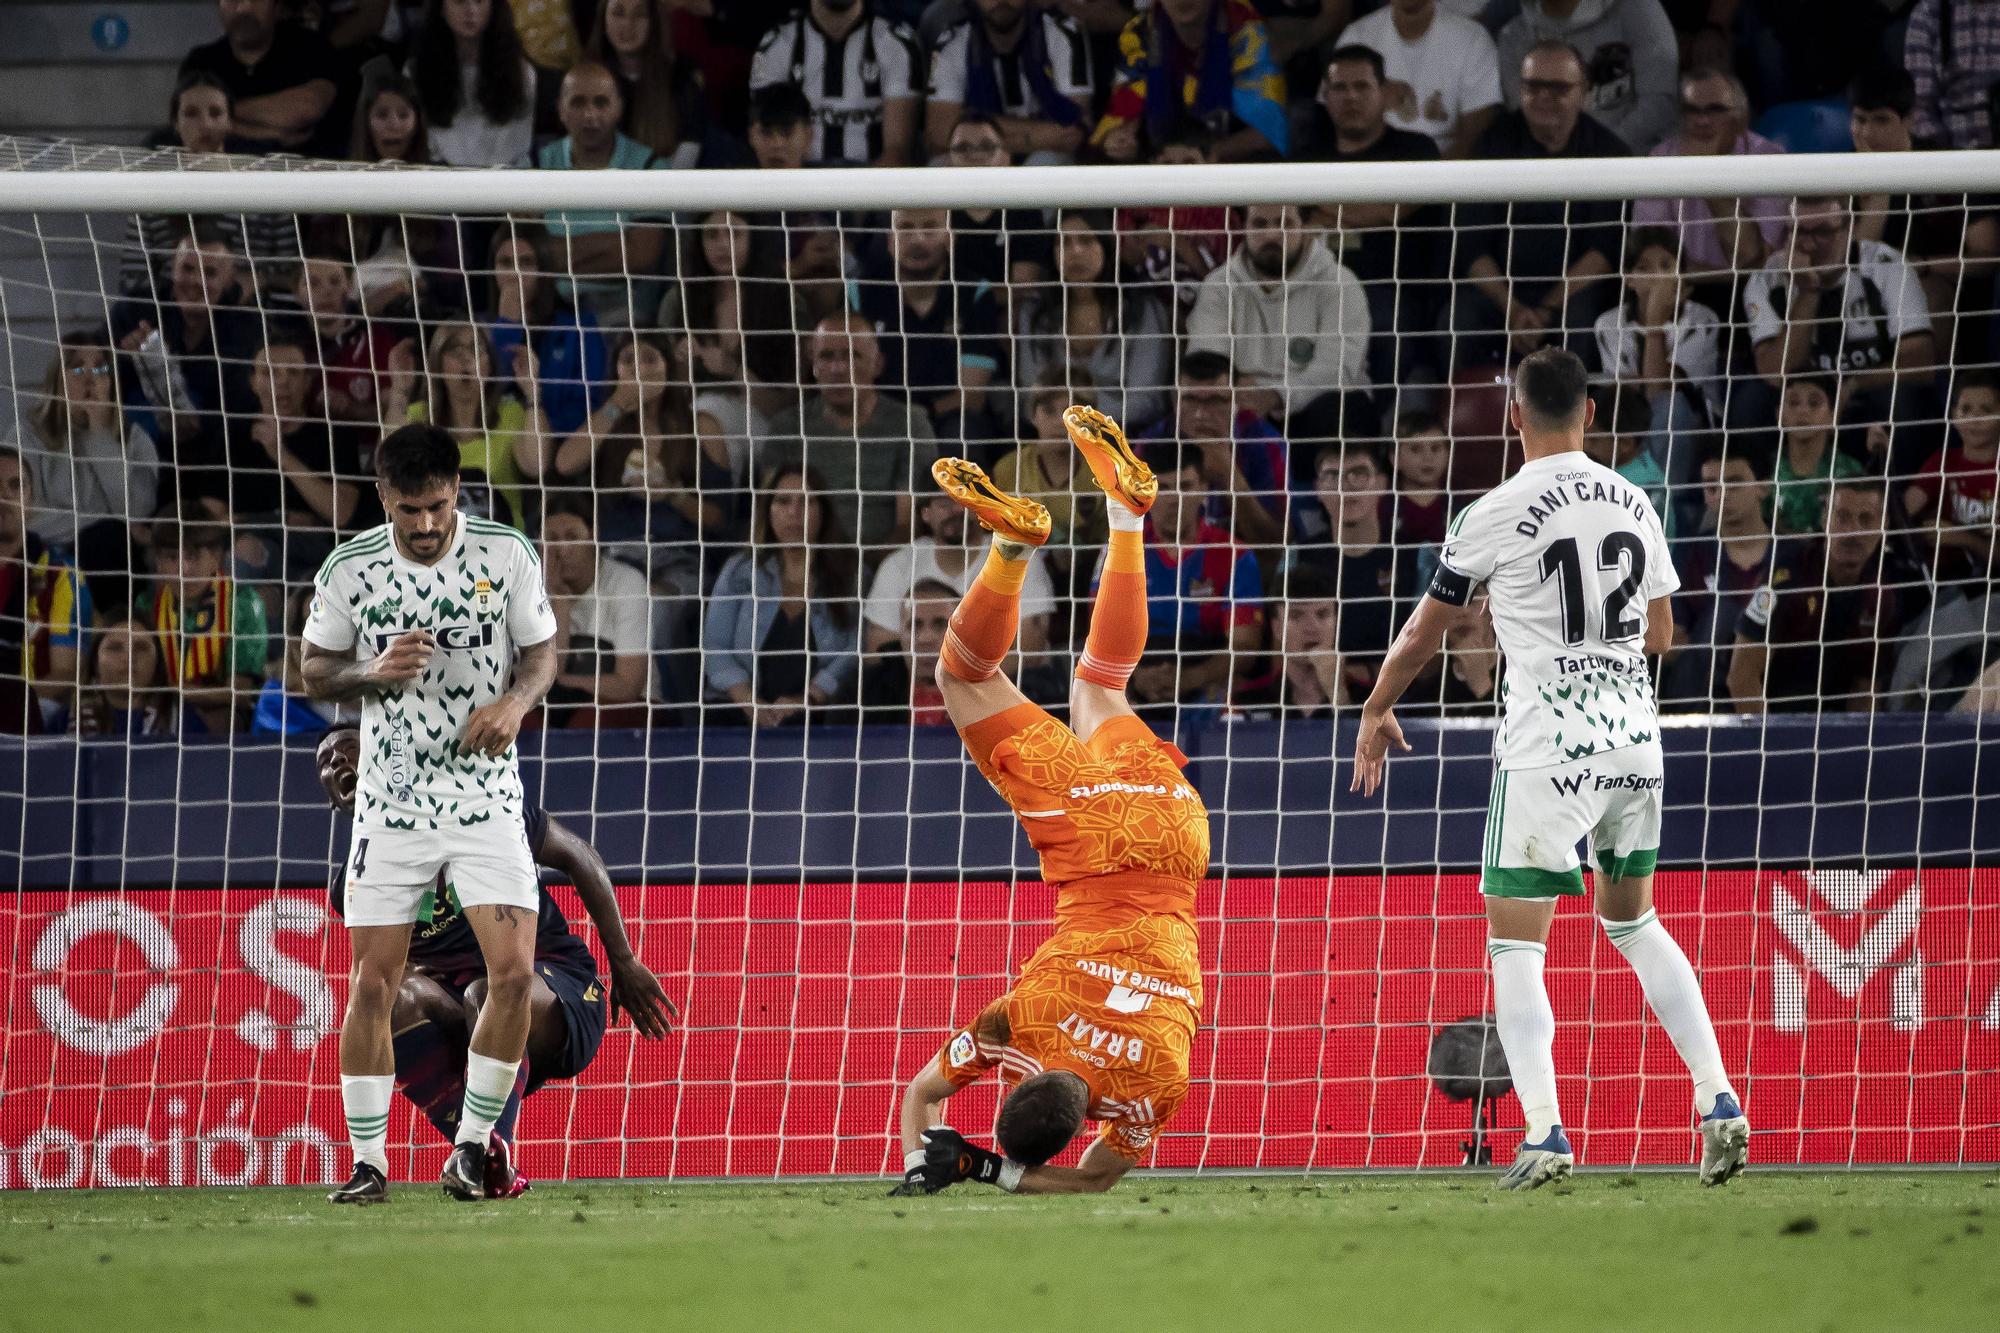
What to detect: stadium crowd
<box><xmin>4</xmin><ymin>0</ymin><xmax>2000</xmax><ymax>737</ymax></box>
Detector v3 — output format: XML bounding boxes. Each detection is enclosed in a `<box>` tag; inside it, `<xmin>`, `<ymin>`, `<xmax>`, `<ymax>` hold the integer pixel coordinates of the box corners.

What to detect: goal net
<box><xmin>0</xmin><ymin>137</ymin><xmax>1995</xmax><ymax>1188</ymax></box>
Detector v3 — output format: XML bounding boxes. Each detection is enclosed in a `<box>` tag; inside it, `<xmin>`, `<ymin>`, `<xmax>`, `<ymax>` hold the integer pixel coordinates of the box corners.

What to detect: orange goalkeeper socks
<box><xmin>940</xmin><ymin>542</ymin><xmax>1028</xmax><ymax>683</ymax></box>
<box><xmin>1077</xmin><ymin>527</ymin><xmax>1147</xmax><ymax>690</ymax></box>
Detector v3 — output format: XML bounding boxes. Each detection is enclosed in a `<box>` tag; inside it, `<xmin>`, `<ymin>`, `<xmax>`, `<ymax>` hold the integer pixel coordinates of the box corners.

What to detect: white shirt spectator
<box><xmin>571</xmin><ymin>554</ymin><xmax>660</xmax><ymax>701</ymax></box>
<box><xmin>1593</xmin><ymin>297</ymin><xmax>1724</xmax><ymax>409</ymax></box>
<box><xmin>864</xmin><ymin>537</ymin><xmax>1055</xmax><ymax>639</ymax></box>
<box><xmin>1336</xmin><ymin>6</ymin><xmax>1502</xmax><ymax>153</ymax></box>
<box><xmin>751</xmin><ymin>8</ymin><xmax>920</xmax><ymax>164</ymax></box>
<box><xmin>1742</xmin><ymin>240</ymin><xmax>1932</xmax><ymax>373</ymax></box>
<box><xmin>927</xmin><ymin>13</ymin><xmax>1093</xmax><ymax>118</ymax></box>
<box><xmin>1185</xmin><ymin>239</ymin><xmax>1372</xmax><ymax>413</ymax></box>
<box><xmin>418</xmin><ymin>56</ymin><xmax>537</xmax><ymax>167</ymax></box>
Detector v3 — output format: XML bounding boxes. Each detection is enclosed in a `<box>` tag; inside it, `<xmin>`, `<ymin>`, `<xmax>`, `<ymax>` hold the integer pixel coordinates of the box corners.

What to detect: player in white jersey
<box><xmin>303</xmin><ymin>423</ymin><xmax>559</xmax><ymax>1203</ymax></box>
<box><xmin>1350</xmin><ymin>349</ymin><xmax>1748</xmax><ymax>1190</ymax></box>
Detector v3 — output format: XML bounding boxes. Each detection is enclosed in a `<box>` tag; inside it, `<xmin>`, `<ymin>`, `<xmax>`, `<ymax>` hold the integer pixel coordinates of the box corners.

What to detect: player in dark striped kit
<box><xmin>316</xmin><ymin>726</ymin><xmax>676</xmax><ymax>1201</ymax></box>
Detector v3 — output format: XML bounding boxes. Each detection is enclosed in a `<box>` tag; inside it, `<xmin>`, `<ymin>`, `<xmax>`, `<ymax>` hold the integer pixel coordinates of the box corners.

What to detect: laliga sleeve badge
<box><xmin>948</xmin><ymin>1031</ymin><xmax>976</xmax><ymax>1068</ymax></box>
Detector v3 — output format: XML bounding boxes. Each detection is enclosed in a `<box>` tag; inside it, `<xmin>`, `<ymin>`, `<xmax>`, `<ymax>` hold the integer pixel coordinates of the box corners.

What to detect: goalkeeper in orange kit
<box><xmin>892</xmin><ymin>407</ymin><xmax>1211</xmax><ymax>1197</ymax></box>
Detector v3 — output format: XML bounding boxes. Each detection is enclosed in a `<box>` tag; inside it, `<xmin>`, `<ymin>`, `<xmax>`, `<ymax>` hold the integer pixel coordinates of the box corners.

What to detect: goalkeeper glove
<box><xmin>921</xmin><ymin>1127</ymin><xmax>1023</xmax><ymax>1191</ymax></box>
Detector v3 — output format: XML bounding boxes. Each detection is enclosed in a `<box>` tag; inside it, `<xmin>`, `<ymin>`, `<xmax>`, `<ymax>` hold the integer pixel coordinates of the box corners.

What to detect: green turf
<box><xmin>4</xmin><ymin>1172</ymin><xmax>1996</xmax><ymax>1331</ymax></box>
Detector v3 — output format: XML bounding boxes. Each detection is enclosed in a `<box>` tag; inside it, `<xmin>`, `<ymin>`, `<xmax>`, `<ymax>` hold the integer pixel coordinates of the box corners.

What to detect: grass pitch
<box><xmin>3</xmin><ymin>1172</ymin><xmax>1995</xmax><ymax>1331</ymax></box>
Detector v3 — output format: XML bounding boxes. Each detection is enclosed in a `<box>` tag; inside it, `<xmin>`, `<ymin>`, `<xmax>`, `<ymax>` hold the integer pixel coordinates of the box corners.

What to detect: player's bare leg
<box><xmin>440</xmin><ymin>903</ymin><xmax>538</xmax><ymax>1200</ymax></box>
<box><xmin>929</xmin><ymin>457</ymin><xmax>1051</xmax><ymax>730</ymax></box>
<box><xmin>1484</xmin><ymin>896</ymin><xmax>1571</xmax><ymax>1190</ymax></box>
<box><xmin>332</xmin><ymin>923</ymin><xmax>415</xmax><ymax>1203</ymax></box>
<box><xmin>1596</xmin><ymin>873</ymin><xmax>1747</xmax><ymax>1185</ymax></box>
<box><xmin>462</xmin><ymin>972</ymin><xmax>563</xmax><ymax>1198</ymax></box>
<box><xmin>1064</xmin><ymin>406</ymin><xmax>1155</xmax><ymax>744</ymax></box>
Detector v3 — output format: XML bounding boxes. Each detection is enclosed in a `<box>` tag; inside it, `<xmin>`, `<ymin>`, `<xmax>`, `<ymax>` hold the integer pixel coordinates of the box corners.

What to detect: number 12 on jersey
<box><xmin>1538</xmin><ymin>532</ymin><xmax>1648</xmax><ymax>647</ymax></box>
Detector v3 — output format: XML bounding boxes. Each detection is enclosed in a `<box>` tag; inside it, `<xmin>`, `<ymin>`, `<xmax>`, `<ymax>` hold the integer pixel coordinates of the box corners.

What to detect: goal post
<box><xmin>0</xmin><ymin>136</ymin><xmax>1996</xmax><ymax>1189</ymax></box>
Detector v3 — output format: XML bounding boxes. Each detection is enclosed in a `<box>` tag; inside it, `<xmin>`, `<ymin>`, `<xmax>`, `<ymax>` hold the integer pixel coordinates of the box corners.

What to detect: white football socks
<box><xmin>457</xmin><ymin>1052</ymin><xmax>520</xmax><ymax>1146</ymax></box>
<box><xmin>341</xmin><ymin>1073</ymin><xmax>393</xmax><ymax>1174</ymax></box>
<box><xmin>1105</xmin><ymin>500</ymin><xmax>1145</xmax><ymax>531</ymax></box>
<box><xmin>1602</xmin><ymin>910</ymin><xmax>1735</xmax><ymax>1116</ymax></box>
<box><xmin>1488</xmin><ymin>938</ymin><xmax>1562</xmax><ymax>1144</ymax></box>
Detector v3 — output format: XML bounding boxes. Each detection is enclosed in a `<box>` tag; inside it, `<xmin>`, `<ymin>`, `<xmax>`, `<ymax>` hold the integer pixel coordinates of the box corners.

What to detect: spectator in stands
<box><xmin>1094</xmin><ymin>0</ymin><xmax>1290</xmax><ymax>161</ymax></box>
<box><xmin>587</xmin><ymin>0</ymin><xmax>729</xmax><ymax>168</ymax></box>
<box><xmin>1143</xmin><ymin>350</ymin><xmax>1290</xmax><ymax>547</ymax></box>
<box><xmin>1905</xmin><ymin>372</ymin><xmax>2000</xmax><ymax>585</ymax></box>
<box><xmin>1454</xmin><ymin>41</ymin><xmax>1628</xmax><ymax>366</ymax></box>
<box><xmin>1012</xmin><ymin>209</ymin><xmax>1175</xmax><ymax>431</ymax></box>
<box><xmin>69</xmin><ymin>617</ymin><xmax>181</xmax><ymax>739</ymax></box>
<box><xmin>1334</xmin><ymin>0</ymin><xmax>1501</xmax><ymax>157</ymax></box>
<box><xmin>485</xmin><ymin>229</ymin><xmax>611</xmax><ymax>437</ymax></box>
<box><xmin>856</xmin><ymin>209</ymin><xmax>1006</xmax><ymax>444</ymax></box>
<box><xmin>1496</xmin><ymin>0</ymin><xmax>1679</xmax><ymax>153</ymax></box>
<box><xmin>1128</xmin><ymin>450</ymin><xmax>1264</xmax><ymax>713</ymax></box>
<box><xmin>764</xmin><ymin>312</ymin><xmax>942</xmax><ymax>554</ymax></box>
<box><xmin>942</xmin><ymin>115</ymin><xmax>1055</xmax><ymax>298</ymax></box>
<box><xmin>1729</xmin><ymin>479</ymin><xmax>1923</xmax><ymax>713</ymax></box>
<box><xmin>1630</xmin><ymin>68</ymin><xmax>1786</xmax><ymax>279</ymax></box>
<box><xmin>1665</xmin><ymin>445</ymin><xmax>1774</xmax><ymax>706</ymax></box>
<box><xmin>663</xmin><ymin>210</ymin><xmax>800</xmax><ymax>509</ymax></box>
<box><xmin>296</xmin><ymin>256</ymin><xmax>399</xmax><ymax>426</ymax></box>
<box><xmin>1186</xmin><ymin>201</ymin><xmax>1372</xmax><ymax>431</ymax></box>
<box><xmin>1742</xmin><ymin>196</ymin><xmax>1936</xmax><ymax>428</ymax></box>
<box><xmin>1296</xmin><ymin>438</ymin><xmax>1418</xmax><ymax>684</ymax></box>
<box><xmin>121</xmin><ymin>74</ymin><xmax>264</xmax><ymax>300</ymax></box>
<box><xmin>198</xmin><ymin>330</ymin><xmax>366</xmax><ymax>580</ymax></box>
<box><xmin>1905</xmin><ymin>0</ymin><xmax>2000</xmax><ymax>149</ymax></box>
<box><xmin>157</xmin><ymin>69</ymin><xmax>236</xmax><ymax>156</ymax></box>
<box><xmin>133</xmin><ymin>521</ymin><xmax>269</xmax><ymax>734</ymax></box>
<box><xmin>991</xmin><ymin>365</ymin><xmax>1109</xmax><ymax>590</ymax></box>
<box><xmin>1296</xmin><ymin>44</ymin><xmax>1446</xmax><ymax>388</ymax></box>
<box><xmin>1591</xmin><ymin>225</ymin><xmax>1725</xmax><ymax>422</ymax></box>
<box><xmin>858</xmin><ymin>576</ymin><xmax>956</xmax><ymax>726</ymax></box>
<box><xmin>863</xmin><ymin>487</ymin><xmax>1055</xmax><ymax>661</ymax></box>
<box><xmin>746</xmin><ymin>79</ymin><xmax>816</xmax><ymax>170</ymax></box>
<box><xmin>554</xmin><ymin>333</ymin><xmax>728</xmax><ymax>590</ymax></box>
<box><xmin>0</xmin><ymin>446</ymin><xmax>90</xmax><ymax>736</ymax></box>
<box><xmin>1390</xmin><ymin>409</ymin><xmax>1451</xmax><ymax>545</ymax></box>
<box><xmin>1113</xmin><ymin>130</ymin><xmax>1233</xmax><ymax>322</ymax></box>
<box><xmin>411</xmin><ymin>0</ymin><xmax>538</xmax><ymax>167</ymax></box>
<box><xmin>13</xmin><ymin>332</ymin><xmax>162</xmax><ymax>598</ymax></box>
<box><xmin>381</xmin><ymin>321</ymin><xmax>549</xmax><ymax>524</ymax></box>
<box><xmin>1583</xmin><ymin>386</ymin><xmax>1667</xmax><ymax>517</ymax></box>
<box><xmin>180</xmin><ymin>0</ymin><xmax>338</xmax><ymax>152</ymax></box>
<box><xmin>1235</xmin><ymin>562</ymin><xmax>1350</xmax><ymax>717</ymax></box>
<box><xmin>1771</xmin><ymin>375</ymin><xmax>1862</xmax><ymax>536</ymax></box>
<box><xmin>253</xmin><ymin>587</ymin><xmax>345</xmax><ymax>735</ymax></box>
<box><xmin>538</xmin><ymin>495</ymin><xmax>660</xmax><ymax>726</ymax></box>
<box><xmin>703</xmin><ymin>464</ymin><xmax>861</xmax><ymax>725</ymax></box>
<box><xmin>1425</xmin><ymin>595</ymin><xmax>1503</xmax><ymax>716</ymax></box>
<box><xmin>750</xmin><ymin>0</ymin><xmax>922</xmax><ymax>166</ymax></box>
<box><xmin>116</xmin><ymin>224</ymin><xmax>264</xmax><ymax>436</ymax></box>
<box><xmin>349</xmin><ymin>68</ymin><xmax>436</xmax><ymax>164</ymax></box>
<box><xmin>532</xmin><ymin>61</ymin><xmax>673</xmax><ymax>328</ymax></box>
<box><xmin>924</xmin><ymin>0</ymin><xmax>1095</xmax><ymax>161</ymax></box>
<box><xmin>1849</xmin><ymin>66</ymin><xmax>2000</xmax><ymax>361</ymax></box>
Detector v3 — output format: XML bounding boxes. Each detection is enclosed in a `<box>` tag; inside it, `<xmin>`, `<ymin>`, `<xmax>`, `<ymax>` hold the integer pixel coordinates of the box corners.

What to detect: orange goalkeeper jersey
<box><xmin>935</xmin><ymin>917</ymin><xmax>1199</xmax><ymax>1163</ymax></box>
<box><xmin>944</xmin><ymin>703</ymin><xmax>1210</xmax><ymax>1163</ymax></box>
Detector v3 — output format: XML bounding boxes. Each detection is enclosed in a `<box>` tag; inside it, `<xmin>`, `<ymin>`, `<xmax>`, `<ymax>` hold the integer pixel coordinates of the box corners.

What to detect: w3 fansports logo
<box><xmin>1769</xmin><ymin>870</ymin><xmax>1931</xmax><ymax>1032</ymax></box>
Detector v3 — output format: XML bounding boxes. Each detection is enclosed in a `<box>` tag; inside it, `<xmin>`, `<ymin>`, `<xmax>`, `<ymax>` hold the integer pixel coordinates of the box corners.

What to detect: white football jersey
<box><xmin>304</xmin><ymin>515</ymin><xmax>558</xmax><ymax>830</ymax></box>
<box><xmin>1433</xmin><ymin>451</ymin><xmax>1677</xmax><ymax>770</ymax></box>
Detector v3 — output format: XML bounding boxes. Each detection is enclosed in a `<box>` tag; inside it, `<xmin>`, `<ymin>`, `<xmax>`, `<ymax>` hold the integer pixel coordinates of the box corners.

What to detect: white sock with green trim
<box><xmin>1487</xmin><ymin>938</ymin><xmax>1562</xmax><ymax>1144</ymax></box>
<box><xmin>1602</xmin><ymin>910</ymin><xmax>1734</xmax><ymax>1116</ymax></box>
<box><xmin>341</xmin><ymin>1073</ymin><xmax>392</xmax><ymax>1174</ymax></box>
<box><xmin>456</xmin><ymin>1052</ymin><xmax>520</xmax><ymax>1146</ymax></box>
